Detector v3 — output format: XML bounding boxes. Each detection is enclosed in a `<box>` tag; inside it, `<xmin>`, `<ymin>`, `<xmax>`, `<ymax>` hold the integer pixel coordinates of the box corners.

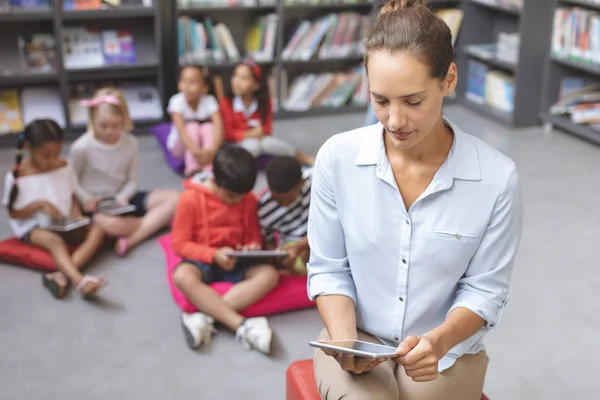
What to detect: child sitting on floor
<box><xmin>258</xmin><ymin>156</ymin><xmax>311</xmax><ymax>275</ymax></box>
<box><xmin>171</xmin><ymin>145</ymin><xmax>279</xmax><ymax>354</ymax></box>
<box><xmin>167</xmin><ymin>65</ymin><xmax>225</xmax><ymax>177</ymax></box>
<box><xmin>1</xmin><ymin>119</ymin><xmax>105</xmax><ymax>299</ymax></box>
<box><xmin>69</xmin><ymin>87</ymin><xmax>180</xmax><ymax>257</ymax></box>
<box><xmin>219</xmin><ymin>59</ymin><xmax>314</xmax><ymax>165</ymax></box>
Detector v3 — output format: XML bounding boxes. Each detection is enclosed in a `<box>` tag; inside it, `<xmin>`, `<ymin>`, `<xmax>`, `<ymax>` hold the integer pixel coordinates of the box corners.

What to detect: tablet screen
<box><xmin>321</xmin><ymin>340</ymin><xmax>398</xmax><ymax>355</ymax></box>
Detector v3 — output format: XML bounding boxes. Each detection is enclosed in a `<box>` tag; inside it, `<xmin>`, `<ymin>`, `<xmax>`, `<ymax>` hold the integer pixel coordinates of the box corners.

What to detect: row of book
<box><xmin>177</xmin><ymin>7</ymin><xmax>463</xmax><ymax>65</ymax></box>
<box><xmin>0</xmin><ymin>83</ymin><xmax>162</xmax><ymax>135</ymax></box>
<box><xmin>0</xmin><ymin>0</ymin><xmax>152</xmax><ymax>11</ymax></box>
<box><xmin>177</xmin><ymin>0</ymin><xmax>371</xmax><ymax>7</ymax></box>
<box><xmin>281</xmin><ymin>65</ymin><xmax>368</xmax><ymax>111</ymax></box>
<box><xmin>1</xmin><ymin>28</ymin><xmax>141</xmax><ymax>76</ymax></box>
<box><xmin>552</xmin><ymin>6</ymin><xmax>600</xmax><ymax>65</ymax></box>
<box><xmin>549</xmin><ymin>78</ymin><xmax>600</xmax><ymax>130</ymax></box>
<box><xmin>465</xmin><ymin>60</ymin><xmax>515</xmax><ymax>115</ymax></box>
<box><xmin>464</xmin><ymin>32</ymin><xmax>520</xmax><ymax>68</ymax></box>
<box><xmin>282</xmin><ymin>12</ymin><xmax>370</xmax><ymax>61</ymax></box>
<box><xmin>178</xmin><ymin>15</ymin><xmax>277</xmax><ymax>64</ymax></box>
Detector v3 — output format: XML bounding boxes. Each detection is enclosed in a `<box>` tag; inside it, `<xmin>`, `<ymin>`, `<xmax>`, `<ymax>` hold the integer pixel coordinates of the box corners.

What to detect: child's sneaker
<box><xmin>181</xmin><ymin>312</ymin><xmax>216</xmax><ymax>349</ymax></box>
<box><xmin>235</xmin><ymin>317</ymin><xmax>273</xmax><ymax>354</ymax></box>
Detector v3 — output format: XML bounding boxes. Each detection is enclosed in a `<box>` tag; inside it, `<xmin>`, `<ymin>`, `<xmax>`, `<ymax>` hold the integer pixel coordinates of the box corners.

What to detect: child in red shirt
<box><xmin>171</xmin><ymin>145</ymin><xmax>279</xmax><ymax>354</ymax></box>
<box><xmin>219</xmin><ymin>59</ymin><xmax>314</xmax><ymax>165</ymax></box>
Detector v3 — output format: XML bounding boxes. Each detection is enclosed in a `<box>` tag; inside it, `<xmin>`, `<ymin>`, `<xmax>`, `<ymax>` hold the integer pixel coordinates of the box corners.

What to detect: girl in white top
<box><xmin>70</xmin><ymin>88</ymin><xmax>180</xmax><ymax>257</ymax></box>
<box><xmin>1</xmin><ymin>119</ymin><xmax>106</xmax><ymax>299</ymax></box>
<box><xmin>167</xmin><ymin>65</ymin><xmax>225</xmax><ymax>177</ymax></box>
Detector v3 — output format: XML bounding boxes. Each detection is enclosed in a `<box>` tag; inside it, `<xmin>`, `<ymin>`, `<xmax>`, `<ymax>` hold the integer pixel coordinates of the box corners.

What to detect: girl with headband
<box><xmin>69</xmin><ymin>87</ymin><xmax>180</xmax><ymax>257</ymax></box>
<box><xmin>220</xmin><ymin>60</ymin><xmax>315</xmax><ymax>165</ymax></box>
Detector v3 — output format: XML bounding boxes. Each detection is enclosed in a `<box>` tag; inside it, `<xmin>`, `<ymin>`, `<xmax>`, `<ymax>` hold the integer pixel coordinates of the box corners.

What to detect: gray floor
<box><xmin>0</xmin><ymin>105</ymin><xmax>597</xmax><ymax>400</ymax></box>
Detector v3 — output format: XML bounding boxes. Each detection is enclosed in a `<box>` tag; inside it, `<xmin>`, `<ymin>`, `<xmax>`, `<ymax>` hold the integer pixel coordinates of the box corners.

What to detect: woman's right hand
<box><xmin>39</xmin><ymin>201</ymin><xmax>62</xmax><ymax>219</ymax></box>
<box><xmin>326</xmin><ymin>351</ymin><xmax>389</xmax><ymax>375</ymax></box>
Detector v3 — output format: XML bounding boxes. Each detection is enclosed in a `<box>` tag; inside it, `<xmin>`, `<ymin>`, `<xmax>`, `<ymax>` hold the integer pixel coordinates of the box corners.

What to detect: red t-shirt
<box><xmin>220</xmin><ymin>97</ymin><xmax>273</xmax><ymax>143</ymax></box>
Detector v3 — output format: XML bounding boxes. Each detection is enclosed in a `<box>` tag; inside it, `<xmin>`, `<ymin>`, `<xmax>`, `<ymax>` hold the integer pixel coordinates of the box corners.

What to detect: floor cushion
<box><xmin>150</xmin><ymin>122</ymin><xmax>185</xmax><ymax>175</ymax></box>
<box><xmin>158</xmin><ymin>233</ymin><xmax>315</xmax><ymax>317</ymax></box>
<box><xmin>286</xmin><ymin>359</ymin><xmax>492</xmax><ymax>400</ymax></box>
<box><xmin>0</xmin><ymin>237</ymin><xmax>61</xmax><ymax>272</ymax></box>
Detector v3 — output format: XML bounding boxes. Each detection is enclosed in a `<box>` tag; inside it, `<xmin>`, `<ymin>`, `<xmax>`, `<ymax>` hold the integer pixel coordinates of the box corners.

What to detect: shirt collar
<box><xmin>233</xmin><ymin>96</ymin><xmax>258</xmax><ymax>118</ymax></box>
<box><xmin>355</xmin><ymin>119</ymin><xmax>481</xmax><ymax>182</ymax></box>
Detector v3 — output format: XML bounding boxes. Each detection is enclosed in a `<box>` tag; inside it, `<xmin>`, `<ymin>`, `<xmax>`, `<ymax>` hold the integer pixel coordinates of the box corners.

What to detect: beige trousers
<box><xmin>313</xmin><ymin>328</ymin><xmax>489</xmax><ymax>400</ymax></box>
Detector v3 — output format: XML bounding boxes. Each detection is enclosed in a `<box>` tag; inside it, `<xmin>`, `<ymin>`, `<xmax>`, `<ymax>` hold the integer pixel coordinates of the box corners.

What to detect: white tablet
<box><xmin>309</xmin><ymin>340</ymin><xmax>399</xmax><ymax>359</ymax></box>
<box><xmin>97</xmin><ymin>198</ymin><xmax>136</xmax><ymax>216</ymax></box>
<box><xmin>223</xmin><ymin>250</ymin><xmax>289</xmax><ymax>258</ymax></box>
<box><xmin>43</xmin><ymin>216</ymin><xmax>91</xmax><ymax>232</ymax></box>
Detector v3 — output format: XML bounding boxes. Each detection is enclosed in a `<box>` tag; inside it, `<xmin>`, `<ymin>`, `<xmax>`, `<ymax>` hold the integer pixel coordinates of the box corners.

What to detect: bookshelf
<box><xmin>539</xmin><ymin>0</ymin><xmax>600</xmax><ymax>146</ymax></box>
<box><xmin>456</xmin><ymin>0</ymin><xmax>554</xmax><ymax>127</ymax></box>
<box><xmin>164</xmin><ymin>0</ymin><xmax>465</xmax><ymax>120</ymax></box>
<box><xmin>0</xmin><ymin>0</ymin><xmax>165</xmax><ymax>147</ymax></box>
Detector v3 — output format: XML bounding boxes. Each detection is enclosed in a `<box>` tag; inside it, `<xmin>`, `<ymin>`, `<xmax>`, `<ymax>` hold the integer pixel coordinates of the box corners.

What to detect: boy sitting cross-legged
<box><xmin>171</xmin><ymin>145</ymin><xmax>280</xmax><ymax>354</ymax></box>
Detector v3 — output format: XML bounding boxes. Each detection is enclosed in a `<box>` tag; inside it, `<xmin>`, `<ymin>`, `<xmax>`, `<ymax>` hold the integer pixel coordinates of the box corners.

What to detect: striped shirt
<box><xmin>258</xmin><ymin>167</ymin><xmax>312</xmax><ymax>244</ymax></box>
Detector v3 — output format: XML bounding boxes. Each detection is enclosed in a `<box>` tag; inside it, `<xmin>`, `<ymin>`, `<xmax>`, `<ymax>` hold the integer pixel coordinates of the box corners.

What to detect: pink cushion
<box><xmin>158</xmin><ymin>234</ymin><xmax>315</xmax><ymax>317</ymax></box>
<box><xmin>0</xmin><ymin>237</ymin><xmax>77</xmax><ymax>272</ymax></box>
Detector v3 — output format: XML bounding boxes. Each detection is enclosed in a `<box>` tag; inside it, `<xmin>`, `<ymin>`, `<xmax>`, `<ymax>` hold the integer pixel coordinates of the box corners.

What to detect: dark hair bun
<box><xmin>380</xmin><ymin>0</ymin><xmax>427</xmax><ymax>14</ymax></box>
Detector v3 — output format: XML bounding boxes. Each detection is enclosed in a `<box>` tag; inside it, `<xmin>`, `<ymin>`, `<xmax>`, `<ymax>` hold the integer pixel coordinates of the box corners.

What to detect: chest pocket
<box><xmin>428</xmin><ymin>227</ymin><xmax>482</xmax><ymax>274</ymax></box>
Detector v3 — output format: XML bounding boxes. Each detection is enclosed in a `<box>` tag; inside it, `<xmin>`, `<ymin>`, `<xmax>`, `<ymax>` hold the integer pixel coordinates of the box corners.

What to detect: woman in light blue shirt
<box><xmin>307</xmin><ymin>0</ymin><xmax>523</xmax><ymax>399</ymax></box>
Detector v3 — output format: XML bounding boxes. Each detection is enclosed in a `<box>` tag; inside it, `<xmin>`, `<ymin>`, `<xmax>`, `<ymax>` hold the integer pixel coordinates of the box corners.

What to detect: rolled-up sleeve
<box><xmin>449</xmin><ymin>165</ymin><xmax>523</xmax><ymax>328</ymax></box>
<box><xmin>306</xmin><ymin>139</ymin><xmax>357</xmax><ymax>304</ymax></box>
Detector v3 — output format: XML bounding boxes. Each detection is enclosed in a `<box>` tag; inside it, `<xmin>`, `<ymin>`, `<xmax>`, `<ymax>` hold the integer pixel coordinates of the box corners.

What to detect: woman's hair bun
<box><xmin>380</xmin><ymin>0</ymin><xmax>427</xmax><ymax>14</ymax></box>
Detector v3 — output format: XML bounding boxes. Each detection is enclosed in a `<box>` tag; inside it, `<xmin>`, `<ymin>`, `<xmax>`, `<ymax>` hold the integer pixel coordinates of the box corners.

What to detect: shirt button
<box><xmin>402</xmin><ymin>259</ymin><xmax>407</xmax><ymax>264</ymax></box>
<box><xmin>405</xmin><ymin>219</ymin><xmax>410</xmax><ymax>225</ymax></box>
<box><xmin>399</xmin><ymin>296</ymin><xmax>404</xmax><ymax>302</ymax></box>
<box><xmin>394</xmin><ymin>335</ymin><xmax>399</xmax><ymax>341</ymax></box>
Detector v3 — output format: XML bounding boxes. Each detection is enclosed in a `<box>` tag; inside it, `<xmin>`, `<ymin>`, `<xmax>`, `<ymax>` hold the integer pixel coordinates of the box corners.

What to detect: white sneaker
<box><xmin>235</xmin><ymin>317</ymin><xmax>273</xmax><ymax>354</ymax></box>
<box><xmin>181</xmin><ymin>312</ymin><xmax>216</xmax><ymax>349</ymax></box>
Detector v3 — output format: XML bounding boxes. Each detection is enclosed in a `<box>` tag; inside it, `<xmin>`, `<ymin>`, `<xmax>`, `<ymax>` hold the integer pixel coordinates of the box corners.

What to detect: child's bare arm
<box><xmin>70</xmin><ymin>194</ymin><xmax>83</xmax><ymax>217</ymax></box>
<box><xmin>209</xmin><ymin>111</ymin><xmax>225</xmax><ymax>152</ymax></box>
<box><xmin>10</xmin><ymin>201</ymin><xmax>60</xmax><ymax>220</ymax></box>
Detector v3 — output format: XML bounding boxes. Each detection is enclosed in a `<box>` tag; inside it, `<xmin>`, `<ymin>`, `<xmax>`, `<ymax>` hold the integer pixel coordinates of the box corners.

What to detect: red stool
<box><xmin>286</xmin><ymin>359</ymin><xmax>490</xmax><ymax>400</ymax></box>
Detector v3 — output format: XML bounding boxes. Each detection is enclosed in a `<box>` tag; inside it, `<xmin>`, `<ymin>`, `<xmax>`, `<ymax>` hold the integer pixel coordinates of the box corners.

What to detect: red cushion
<box><xmin>0</xmin><ymin>237</ymin><xmax>58</xmax><ymax>272</ymax></box>
<box><xmin>286</xmin><ymin>359</ymin><xmax>491</xmax><ymax>400</ymax></box>
<box><xmin>158</xmin><ymin>234</ymin><xmax>315</xmax><ymax>317</ymax></box>
<box><xmin>286</xmin><ymin>359</ymin><xmax>320</xmax><ymax>400</ymax></box>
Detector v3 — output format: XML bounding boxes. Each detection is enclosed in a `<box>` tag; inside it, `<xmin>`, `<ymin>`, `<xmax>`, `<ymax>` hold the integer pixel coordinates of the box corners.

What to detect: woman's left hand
<box><xmin>393</xmin><ymin>333</ymin><xmax>445</xmax><ymax>382</ymax></box>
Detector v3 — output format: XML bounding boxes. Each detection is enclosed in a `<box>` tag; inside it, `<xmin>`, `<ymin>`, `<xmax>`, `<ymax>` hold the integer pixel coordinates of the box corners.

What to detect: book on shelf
<box><xmin>0</xmin><ymin>90</ymin><xmax>23</xmax><ymax>135</ymax></box>
<box><xmin>21</xmin><ymin>87</ymin><xmax>66</xmax><ymax>128</ymax></box>
<box><xmin>550</xmin><ymin>78</ymin><xmax>600</xmax><ymax>130</ymax></box>
<box><xmin>552</xmin><ymin>6</ymin><xmax>600</xmax><ymax>66</ymax></box>
<box><xmin>4</xmin><ymin>0</ymin><xmax>50</xmax><ymax>9</ymax></box>
<box><xmin>282</xmin><ymin>65</ymin><xmax>368</xmax><ymax>112</ymax></box>
<box><xmin>178</xmin><ymin>0</ymin><xmax>270</xmax><ymax>6</ymax></box>
<box><xmin>64</xmin><ymin>0</ymin><xmax>152</xmax><ymax>9</ymax></box>
<box><xmin>179</xmin><ymin>15</ymin><xmax>277</xmax><ymax>65</ymax></box>
<box><xmin>62</xmin><ymin>27</ymin><xmax>138</xmax><ymax>70</ymax></box>
<box><xmin>465</xmin><ymin>59</ymin><xmax>514</xmax><ymax>114</ymax></box>
<box><xmin>282</xmin><ymin>12</ymin><xmax>371</xmax><ymax>61</ymax></box>
<box><xmin>472</xmin><ymin>0</ymin><xmax>522</xmax><ymax>9</ymax></box>
<box><xmin>465</xmin><ymin>32</ymin><xmax>520</xmax><ymax>66</ymax></box>
<box><xmin>434</xmin><ymin>9</ymin><xmax>463</xmax><ymax>46</ymax></box>
<box><xmin>283</xmin><ymin>0</ymin><xmax>374</xmax><ymax>5</ymax></box>
<box><xmin>17</xmin><ymin>34</ymin><xmax>58</xmax><ymax>74</ymax></box>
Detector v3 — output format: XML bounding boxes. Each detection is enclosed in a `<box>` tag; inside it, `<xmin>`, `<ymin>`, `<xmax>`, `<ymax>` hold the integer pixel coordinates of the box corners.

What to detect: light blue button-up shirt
<box><xmin>307</xmin><ymin>120</ymin><xmax>523</xmax><ymax>371</ymax></box>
